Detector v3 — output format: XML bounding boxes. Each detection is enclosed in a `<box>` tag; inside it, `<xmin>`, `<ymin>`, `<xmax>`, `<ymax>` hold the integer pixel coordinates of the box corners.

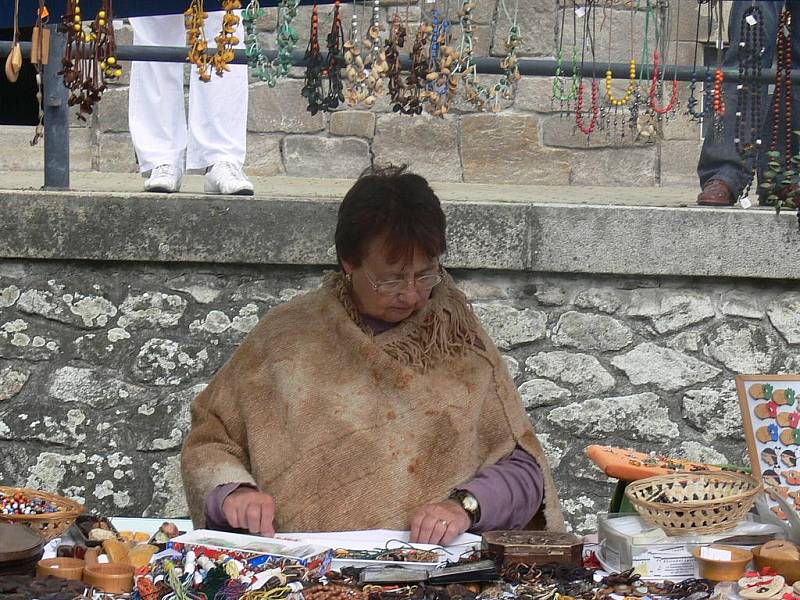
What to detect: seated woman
<box><xmin>181</xmin><ymin>166</ymin><xmax>564</xmax><ymax>544</ymax></box>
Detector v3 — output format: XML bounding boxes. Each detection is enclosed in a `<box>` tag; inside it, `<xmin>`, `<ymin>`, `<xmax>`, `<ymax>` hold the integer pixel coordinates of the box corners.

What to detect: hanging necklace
<box><xmin>302</xmin><ymin>3</ymin><xmax>325</xmax><ymax>114</ymax></box>
<box><xmin>424</xmin><ymin>0</ymin><xmax>459</xmax><ymax>116</ymax></box>
<box><xmin>686</xmin><ymin>0</ymin><xmax>713</xmax><ymax>121</ymax></box>
<box><xmin>386</xmin><ymin>9</ymin><xmax>409</xmax><ymax>112</ymax></box>
<box><xmin>5</xmin><ymin>0</ymin><xmax>23</xmax><ymax>82</ymax></box>
<box><xmin>322</xmin><ymin>0</ymin><xmax>345</xmax><ymax>110</ymax></box>
<box><xmin>762</xmin><ymin>8</ymin><xmax>794</xmax><ymax>210</ymax></box>
<box><xmin>552</xmin><ymin>1</ymin><xmax>580</xmax><ymax>113</ymax></box>
<box><xmin>243</xmin><ymin>0</ymin><xmax>301</xmax><ymax>86</ymax></box>
<box><xmin>454</xmin><ymin>0</ymin><xmax>489</xmax><ymax>110</ymax></box>
<box><xmin>60</xmin><ymin>0</ymin><xmax>121</xmax><ymax>121</ymax></box>
<box><xmin>734</xmin><ymin>4</ymin><xmax>765</xmax><ymax>203</ymax></box>
<box><xmin>403</xmin><ymin>9</ymin><xmax>432</xmax><ymax>116</ymax></box>
<box><xmin>29</xmin><ymin>1</ymin><xmax>48</xmax><ymax>146</ymax></box>
<box><xmin>343</xmin><ymin>5</ymin><xmax>368</xmax><ymax>105</ymax></box>
<box><xmin>603</xmin><ymin>1</ymin><xmax>637</xmax><ymax>135</ymax></box>
<box><xmin>212</xmin><ymin>0</ymin><xmax>242</xmax><ymax>76</ymax></box>
<box><xmin>487</xmin><ymin>0</ymin><xmax>520</xmax><ymax>113</ymax></box>
<box><xmin>185</xmin><ymin>0</ymin><xmax>212</xmax><ymax>81</ymax></box>
<box><xmin>711</xmin><ymin>0</ymin><xmax>726</xmax><ymax>139</ymax></box>
<box><xmin>575</xmin><ymin>0</ymin><xmax>599</xmax><ymax>136</ymax></box>
<box><xmin>647</xmin><ymin>0</ymin><xmax>678</xmax><ymax>118</ymax></box>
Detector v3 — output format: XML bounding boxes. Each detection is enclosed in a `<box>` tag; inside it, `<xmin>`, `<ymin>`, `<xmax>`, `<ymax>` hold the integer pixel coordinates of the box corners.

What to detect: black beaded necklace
<box><xmin>686</xmin><ymin>0</ymin><xmax>713</xmax><ymax>122</ymax></box>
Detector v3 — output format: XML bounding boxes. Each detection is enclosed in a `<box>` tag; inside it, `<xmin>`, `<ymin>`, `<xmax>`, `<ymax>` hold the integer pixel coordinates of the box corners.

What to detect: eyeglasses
<box><xmin>363</xmin><ymin>267</ymin><xmax>444</xmax><ymax>296</ymax></box>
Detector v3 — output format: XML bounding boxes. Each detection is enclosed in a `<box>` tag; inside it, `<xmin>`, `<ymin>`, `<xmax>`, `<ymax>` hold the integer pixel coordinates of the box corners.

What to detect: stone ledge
<box><xmin>0</xmin><ymin>190</ymin><xmax>798</xmax><ymax>280</ymax></box>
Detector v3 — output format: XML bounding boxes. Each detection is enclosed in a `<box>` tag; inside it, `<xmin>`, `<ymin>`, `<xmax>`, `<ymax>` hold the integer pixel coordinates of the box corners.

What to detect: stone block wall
<box><xmin>1</xmin><ymin>0</ymin><xmax>711</xmax><ymax>187</ymax></box>
<box><xmin>2</xmin><ymin>259</ymin><xmax>799</xmax><ymax>533</ymax></box>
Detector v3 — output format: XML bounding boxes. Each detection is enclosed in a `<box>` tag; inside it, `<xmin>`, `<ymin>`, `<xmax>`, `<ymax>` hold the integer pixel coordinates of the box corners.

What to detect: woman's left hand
<box><xmin>409</xmin><ymin>499</ymin><xmax>471</xmax><ymax>545</ymax></box>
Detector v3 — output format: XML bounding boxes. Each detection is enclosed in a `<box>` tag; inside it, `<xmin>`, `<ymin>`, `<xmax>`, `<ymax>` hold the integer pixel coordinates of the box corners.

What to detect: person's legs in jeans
<box><xmin>697</xmin><ymin>1</ymin><xmax>779</xmax><ymax>201</ymax></box>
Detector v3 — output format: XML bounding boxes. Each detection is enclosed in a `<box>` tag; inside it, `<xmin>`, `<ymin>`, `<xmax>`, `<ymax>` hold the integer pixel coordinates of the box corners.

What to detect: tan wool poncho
<box><xmin>181</xmin><ymin>271</ymin><xmax>565</xmax><ymax>532</ymax></box>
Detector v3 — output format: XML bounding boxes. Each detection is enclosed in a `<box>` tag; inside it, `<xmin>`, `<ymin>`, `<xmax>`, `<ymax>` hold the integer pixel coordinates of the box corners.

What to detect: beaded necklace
<box><xmin>344</xmin><ymin>7</ymin><xmax>369</xmax><ymax>105</ymax></box>
<box><xmin>575</xmin><ymin>0</ymin><xmax>599</xmax><ymax>136</ymax></box>
<box><xmin>602</xmin><ymin>1</ymin><xmax>637</xmax><ymax>136</ymax></box>
<box><xmin>322</xmin><ymin>0</ymin><xmax>345</xmax><ymax>110</ymax></box>
<box><xmin>735</xmin><ymin>5</ymin><xmax>765</xmax><ymax>160</ymax></box>
<box><xmin>646</xmin><ymin>0</ymin><xmax>679</xmax><ymax>119</ymax></box>
<box><xmin>761</xmin><ymin>8</ymin><xmax>795</xmax><ymax>212</ymax></box>
<box><xmin>488</xmin><ymin>0</ymin><xmax>521</xmax><ymax>113</ymax></box>
<box><xmin>402</xmin><ymin>15</ymin><xmax>432</xmax><ymax>116</ymax></box>
<box><xmin>302</xmin><ymin>4</ymin><xmax>325</xmax><ymax>114</ymax></box>
<box><xmin>454</xmin><ymin>0</ymin><xmax>489</xmax><ymax>110</ymax></box>
<box><xmin>363</xmin><ymin>0</ymin><xmax>389</xmax><ymax>100</ymax></box>
<box><xmin>686</xmin><ymin>0</ymin><xmax>713</xmax><ymax>122</ymax></box>
<box><xmin>552</xmin><ymin>1</ymin><xmax>580</xmax><ymax>113</ymax></box>
<box><xmin>60</xmin><ymin>0</ymin><xmax>121</xmax><ymax>121</ymax></box>
<box><xmin>185</xmin><ymin>0</ymin><xmax>212</xmax><ymax>81</ymax></box>
<box><xmin>424</xmin><ymin>2</ymin><xmax>459</xmax><ymax>117</ymax></box>
<box><xmin>386</xmin><ymin>11</ymin><xmax>409</xmax><ymax>112</ymax></box>
<box><xmin>212</xmin><ymin>0</ymin><xmax>242</xmax><ymax>76</ymax></box>
<box><xmin>711</xmin><ymin>0</ymin><xmax>726</xmax><ymax>139</ymax></box>
<box><xmin>243</xmin><ymin>0</ymin><xmax>300</xmax><ymax>86</ymax></box>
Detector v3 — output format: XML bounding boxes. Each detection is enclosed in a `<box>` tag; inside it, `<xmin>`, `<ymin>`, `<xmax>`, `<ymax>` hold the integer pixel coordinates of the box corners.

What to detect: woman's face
<box><xmin>343</xmin><ymin>236</ymin><xmax>440</xmax><ymax>324</ymax></box>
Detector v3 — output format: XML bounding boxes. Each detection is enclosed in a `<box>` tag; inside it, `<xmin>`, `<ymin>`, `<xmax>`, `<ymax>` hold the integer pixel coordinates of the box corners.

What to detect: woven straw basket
<box><xmin>624</xmin><ymin>471</ymin><xmax>762</xmax><ymax>535</ymax></box>
<box><xmin>0</xmin><ymin>486</ymin><xmax>84</xmax><ymax>541</ymax></box>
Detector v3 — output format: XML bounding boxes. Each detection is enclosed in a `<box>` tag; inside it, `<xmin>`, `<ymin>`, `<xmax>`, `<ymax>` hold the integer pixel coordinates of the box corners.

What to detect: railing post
<box><xmin>43</xmin><ymin>24</ymin><xmax>70</xmax><ymax>190</ymax></box>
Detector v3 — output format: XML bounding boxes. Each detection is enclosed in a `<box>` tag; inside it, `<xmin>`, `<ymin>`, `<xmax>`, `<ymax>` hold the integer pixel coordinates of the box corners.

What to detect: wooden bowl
<box><xmin>753</xmin><ymin>544</ymin><xmax>800</xmax><ymax>584</ymax></box>
<box><xmin>691</xmin><ymin>545</ymin><xmax>753</xmax><ymax>582</ymax></box>
<box><xmin>83</xmin><ymin>563</ymin><xmax>135</xmax><ymax>593</ymax></box>
<box><xmin>36</xmin><ymin>557</ymin><xmax>84</xmax><ymax>581</ymax></box>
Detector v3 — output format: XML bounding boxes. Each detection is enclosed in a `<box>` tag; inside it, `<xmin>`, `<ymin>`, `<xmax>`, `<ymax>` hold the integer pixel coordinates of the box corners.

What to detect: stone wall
<box><xmin>2</xmin><ymin>0</ymin><xmax>711</xmax><ymax>187</ymax></box>
<box><xmin>3</xmin><ymin>258</ymin><xmax>800</xmax><ymax>533</ymax></box>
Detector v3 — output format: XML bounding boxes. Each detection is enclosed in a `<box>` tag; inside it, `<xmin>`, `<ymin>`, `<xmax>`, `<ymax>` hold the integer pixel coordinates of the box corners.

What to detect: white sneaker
<box><xmin>144</xmin><ymin>164</ymin><xmax>183</xmax><ymax>193</ymax></box>
<box><xmin>204</xmin><ymin>161</ymin><xmax>255</xmax><ymax>196</ymax></box>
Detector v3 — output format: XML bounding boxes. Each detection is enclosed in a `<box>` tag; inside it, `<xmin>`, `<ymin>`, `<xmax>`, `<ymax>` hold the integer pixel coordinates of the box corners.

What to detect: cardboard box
<box><xmin>168</xmin><ymin>529</ymin><xmax>332</xmax><ymax>575</ymax></box>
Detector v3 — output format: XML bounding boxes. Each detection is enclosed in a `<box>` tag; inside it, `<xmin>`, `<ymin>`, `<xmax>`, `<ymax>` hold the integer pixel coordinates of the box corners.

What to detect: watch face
<box><xmin>461</xmin><ymin>493</ymin><xmax>479</xmax><ymax>513</ymax></box>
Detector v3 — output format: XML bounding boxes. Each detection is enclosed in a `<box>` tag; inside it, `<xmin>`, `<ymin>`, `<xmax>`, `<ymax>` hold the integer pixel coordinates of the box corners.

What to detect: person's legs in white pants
<box><xmin>188</xmin><ymin>10</ymin><xmax>248</xmax><ymax>171</ymax></box>
<box><xmin>128</xmin><ymin>14</ymin><xmax>188</xmax><ymax>174</ymax></box>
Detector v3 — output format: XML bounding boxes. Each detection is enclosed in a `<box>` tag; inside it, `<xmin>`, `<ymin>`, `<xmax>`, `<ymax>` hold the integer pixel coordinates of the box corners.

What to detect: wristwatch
<box><xmin>448</xmin><ymin>489</ymin><xmax>481</xmax><ymax>526</ymax></box>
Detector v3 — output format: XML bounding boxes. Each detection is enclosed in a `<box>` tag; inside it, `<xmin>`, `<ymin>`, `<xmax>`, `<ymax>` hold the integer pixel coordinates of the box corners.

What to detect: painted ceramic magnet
<box><xmin>783</xmin><ymin>470</ymin><xmax>800</xmax><ymax>486</ymax></box>
<box><xmin>782</xmin><ymin>449</ymin><xmax>798</xmax><ymax>468</ymax></box>
<box><xmin>762</xmin><ymin>447</ymin><xmax>779</xmax><ymax>467</ymax></box>
<box><xmin>764</xmin><ymin>469</ymin><xmax>782</xmax><ymax>487</ymax></box>
<box><xmin>758</xmin><ymin>424</ymin><xmax>781</xmax><ymax>443</ymax></box>
<box><xmin>779</xmin><ymin>427</ymin><xmax>800</xmax><ymax>446</ymax></box>
<box><xmin>750</xmin><ymin>383</ymin><xmax>774</xmax><ymax>400</ymax></box>
<box><xmin>773</xmin><ymin>388</ymin><xmax>796</xmax><ymax>406</ymax></box>
<box><xmin>766</xmin><ymin>485</ymin><xmax>790</xmax><ymax>501</ymax></box>
<box><xmin>756</xmin><ymin>401</ymin><xmax>780</xmax><ymax>420</ymax></box>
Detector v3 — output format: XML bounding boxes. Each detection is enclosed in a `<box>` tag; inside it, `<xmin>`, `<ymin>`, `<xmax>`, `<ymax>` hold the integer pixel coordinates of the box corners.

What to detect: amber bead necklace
<box><xmin>575</xmin><ymin>0</ymin><xmax>600</xmax><ymax>136</ymax></box>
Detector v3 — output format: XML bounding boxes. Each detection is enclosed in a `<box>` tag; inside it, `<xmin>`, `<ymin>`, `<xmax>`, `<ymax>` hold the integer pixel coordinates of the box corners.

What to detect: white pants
<box><xmin>128</xmin><ymin>12</ymin><xmax>248</xmax><ymax>173</ymax></box>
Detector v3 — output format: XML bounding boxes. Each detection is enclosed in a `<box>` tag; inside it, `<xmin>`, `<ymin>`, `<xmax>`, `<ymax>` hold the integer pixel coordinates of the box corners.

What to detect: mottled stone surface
<box><xmin>472</xmin><ymin>304</ymin><xmax>546</xmax><ymax>349</ymax></box>
<box><xmin>767</xmin><ymin>293</ymin><xmax>800</xmax><ymax>345</ymax></box>
<box><xmin>519</xmin><ymin>378</ymin><xmax>571</xmax><ymax>410</ymax></box>
<box><xmin>551</xmin><ymin>311</ymin><xmax>633</xmax><ymax>352</ymax></box>
<box><xmin>682</xmin><ymin>381</ymin><xmax>744</xmax><ymax>442</ymax></box>
<box><xmin>611</xmin><ymin>343</ymin><xmax>720</xmax><ymax>391</ymax></box>
<box><xmin>703</xmin><ymin>322</ymin><xmax>776</xmax><ymax>374</ymax></box>
<box><xmin>627</xmin><ymin>289</ymin><xmax>715</xmax><ymax>333</ymax></box>
<box><xmin>525</xmin><ymin>351</ymin><xmax>615</xmax><ymax>396</ymax></box>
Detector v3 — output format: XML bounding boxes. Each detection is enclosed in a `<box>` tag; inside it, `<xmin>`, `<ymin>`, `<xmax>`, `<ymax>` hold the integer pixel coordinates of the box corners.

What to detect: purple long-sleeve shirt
<box><xmin>204</xmin><ymin>312</ymin><xmax>545</xmax><ymax>533</ymax></box>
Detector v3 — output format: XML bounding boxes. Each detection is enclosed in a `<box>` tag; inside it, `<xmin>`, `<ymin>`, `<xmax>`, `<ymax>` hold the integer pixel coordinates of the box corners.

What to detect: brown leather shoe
<box><xmin>697</xmin><ymin>179</ymin><xmax>735</xmax><ymax>206</ymax></box>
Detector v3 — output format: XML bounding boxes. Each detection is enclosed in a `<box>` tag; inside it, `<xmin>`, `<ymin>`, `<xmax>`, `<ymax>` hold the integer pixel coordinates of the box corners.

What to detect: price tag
<box><xmin>740</xmin><ymin>196</ymin><xmax>752</xmax><ymax>209</ymax></box>
<box><xmin>700</xmin><ymin>546</ymin><xmax>732</xmax><ymax>561</ymax></box>
<box><xmin>575</xmin><ymin>6</ymin><xmax>586</xmax><ymax>17</ymax></box>
<box><xmin>746</xmin><ymin>14</ymin><xmax>758</xmax><ymax>26</ymax></box>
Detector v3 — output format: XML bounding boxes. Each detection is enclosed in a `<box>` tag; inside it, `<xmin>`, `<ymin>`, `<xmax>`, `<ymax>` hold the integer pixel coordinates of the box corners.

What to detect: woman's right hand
<box><xmin>222</xmin><ymin>487</ymin><xmax>276</xmax><ymax>536</ymax></box>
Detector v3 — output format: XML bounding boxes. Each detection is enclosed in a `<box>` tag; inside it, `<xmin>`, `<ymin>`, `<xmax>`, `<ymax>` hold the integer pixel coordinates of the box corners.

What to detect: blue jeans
<box><xmin>697</xmin><ymin>1</ymin><xmax>800</xmax><ymax>197</ymax></box>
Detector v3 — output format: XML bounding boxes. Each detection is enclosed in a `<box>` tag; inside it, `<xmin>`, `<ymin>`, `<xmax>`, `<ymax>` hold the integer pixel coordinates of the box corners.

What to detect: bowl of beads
<box><xmin>0</xmin><ymin>486</ymin><xmax>84</xmax><ymax>541</ymax></box>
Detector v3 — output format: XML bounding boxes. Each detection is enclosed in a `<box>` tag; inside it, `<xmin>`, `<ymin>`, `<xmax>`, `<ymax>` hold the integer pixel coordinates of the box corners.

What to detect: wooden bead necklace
<box><xmin>399</xmin><ymin>19</ymin><xmax>432</xmax><ymax>115</ymax></box>
<box><xmin>710</xmin><ymin>0</ymin><xmax>726</xmax><ymax>139</ymax></box>
<box><xmin>212</xmin><ymin>0</ymin><xmax>242</xmax><ymax>76</ymax></box>
<box><xmin>301</xmin><ymin>3</ymin><xmax>325</xmax><ymax>114</ymax></box>
<box><xmin>604</xmin><ymin>3</ymin><xmax>636</xmax><ymax>109</ymax></box>
<box><xmin>385</xmin><ymin>12</ymin><xmax>410</xmax><ymax>112</ymax></box>
<box><xmin>575</xmin><ymin>0</ymin><xmax>599</xmax><ymax>136</ymax></box>
<box><xmin>322</xmin><ymin>0</ymin><xmax>346</xmax><ymax>110</ymax></box>
<box><xmin>646</xmin><ymin>0</ymin><xmax>678</xmax><ymax>119</ymax></box>
<box><xmin>60</xmin><ymin>0</ymin><xmax>121</xmax><ymax>121</ymax></box>
<box><xmin>647</xmin><ymin>50</ymin><xmax>678</xmax><ymax>116</ymax></box>
<box><xmin>185</xmin><ymin>0</ymin><xmax>212</xmax><ymax>81</ymax></box>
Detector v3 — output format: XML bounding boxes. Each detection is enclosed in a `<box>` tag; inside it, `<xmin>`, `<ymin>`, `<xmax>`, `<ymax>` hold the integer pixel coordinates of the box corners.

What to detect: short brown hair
<box><xmin>335</xmin><ymin>165</ymin><xmax>446</xmax><ymax>268</ymax></box>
